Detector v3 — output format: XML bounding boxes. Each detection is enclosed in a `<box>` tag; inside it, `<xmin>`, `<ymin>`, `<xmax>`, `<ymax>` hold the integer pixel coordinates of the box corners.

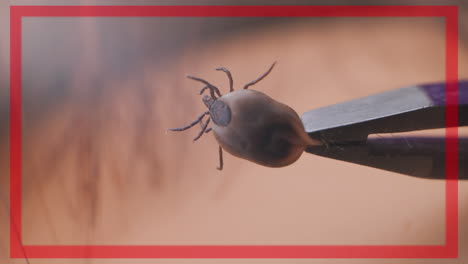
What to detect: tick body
<box><xmin>169</xmin><ymin>63</ymin><xmax>321</xmax><ymax>170</ymax></box>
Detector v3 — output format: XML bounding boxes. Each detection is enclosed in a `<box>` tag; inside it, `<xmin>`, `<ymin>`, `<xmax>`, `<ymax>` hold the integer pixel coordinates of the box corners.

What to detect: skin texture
<box><xmin>2</xmin><ymin>5</ymin><xmax>468</xmax><ymax>264</ymax></box>
<box><xmin>211</xmin><ymin>89</ymin><xmax>321</xmax><ymax>167</ymax></box>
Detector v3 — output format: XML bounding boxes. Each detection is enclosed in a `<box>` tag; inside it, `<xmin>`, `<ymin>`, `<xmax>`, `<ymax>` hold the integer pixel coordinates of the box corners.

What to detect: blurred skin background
<box><xmin>1</xmin><ymin>0</ymin><xmax>468</xmax><ymax>263</ymax></box>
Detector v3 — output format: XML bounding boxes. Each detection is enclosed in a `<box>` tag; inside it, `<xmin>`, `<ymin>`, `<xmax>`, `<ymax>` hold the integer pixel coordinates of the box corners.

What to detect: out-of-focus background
<box><xmin>1</xmin><ymin>0</ymin><xmax>468</xmax><ymax>263</ymax></box>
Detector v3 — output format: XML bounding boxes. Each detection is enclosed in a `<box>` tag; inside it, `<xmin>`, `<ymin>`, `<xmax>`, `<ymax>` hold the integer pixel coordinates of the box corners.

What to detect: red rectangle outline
<box><xmin>9</xmin><ymin>5</ymin><xmax>459</xmax><ymax>259</ymax></box>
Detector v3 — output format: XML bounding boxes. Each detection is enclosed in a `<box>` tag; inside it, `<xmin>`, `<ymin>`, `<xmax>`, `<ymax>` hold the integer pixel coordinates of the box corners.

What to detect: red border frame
<box><xmin>9</xmin><ymin>5</ymin><xmax>459</xmax><ymax>259</ymax></box>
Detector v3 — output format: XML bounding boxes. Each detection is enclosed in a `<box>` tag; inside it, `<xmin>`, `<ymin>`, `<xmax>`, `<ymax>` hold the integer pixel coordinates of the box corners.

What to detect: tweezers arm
<box><xmin>302</xmin><ymin>81</ymin><xmax>468</xmax><ymax>143</ymax></box>
<box><xmin>306</xmin><ymin>137</ymin><xmax>468</xmax><ymax>180</ymax></box>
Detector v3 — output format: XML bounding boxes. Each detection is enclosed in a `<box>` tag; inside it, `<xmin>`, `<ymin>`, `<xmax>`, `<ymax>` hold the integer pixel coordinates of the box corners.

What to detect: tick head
<box><xmin>202</xmin><ymin>95</ymin><xmax>215</xmax><ymax>109</ymax></box>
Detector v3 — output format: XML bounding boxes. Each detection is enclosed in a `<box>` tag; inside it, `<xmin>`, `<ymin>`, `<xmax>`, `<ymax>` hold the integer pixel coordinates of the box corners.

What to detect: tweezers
<box><xmin>302</xmin><ymin>80</ymin><xmax>468</xmax><ymax>180</ymax></box>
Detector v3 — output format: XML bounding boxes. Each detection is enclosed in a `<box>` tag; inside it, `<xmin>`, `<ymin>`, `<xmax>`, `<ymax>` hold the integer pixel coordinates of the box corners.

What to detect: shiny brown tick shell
<box><xmin>210</xmin><ymin>89</ymin><xmax>319</xmax><ymax>167</ymax></box>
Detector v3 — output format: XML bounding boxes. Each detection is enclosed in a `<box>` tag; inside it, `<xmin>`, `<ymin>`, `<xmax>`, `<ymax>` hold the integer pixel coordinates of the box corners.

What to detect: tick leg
<box><xmin>243</xmin><ymin>62</ymin><xmax>277</xmax><ymax>90</ymax></box>
<box><xmin>199</xmin><ymin>86</ymin><xmax>209</xmax><ymax>95</ymax></box>
<box><xmin>199</xmin><ymin>117</ymin><xmax>209</xmax><ymax>129</ymax></box>
<box><xmin>168</xmin><ymin>111</ymin><xmax>209</xmax><ymax>131</ymax></box>
<box><xmin>216</xmin><ymin>67</ymin><xmax>234</xmax><ymax>92</ymax></box>
<box><xmin>187</xmin><ymin>75</ymin><xmax>222</xmax><ymax>99</ymax></box>
<box><xmin>193</xmin><ymin>117</ymin><xmax>211</xmax><ymax>141</ymax></box>
<box><xmin>199</xmin><ymin>118</ymin><xmax>212</xmax><ymax>133</ymax></box>
<box><xmin>217</xmin><ymin>145</ymin><xmax>223</xmax><ymax>170</ymax></box>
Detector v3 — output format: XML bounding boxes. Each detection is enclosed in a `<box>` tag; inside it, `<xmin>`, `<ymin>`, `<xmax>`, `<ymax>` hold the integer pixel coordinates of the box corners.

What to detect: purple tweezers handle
<box><xmin>421</xmin><ymin>80</ymin><xmax>468</xmax><ymax>106</ymax></box>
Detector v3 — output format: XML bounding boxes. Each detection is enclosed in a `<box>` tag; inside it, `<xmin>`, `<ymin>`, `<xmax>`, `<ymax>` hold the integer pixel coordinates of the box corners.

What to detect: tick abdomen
<box><xmin>212</xmin><ymin>89</ymin><xmax>319</xmax><ymax>167</ymax></box>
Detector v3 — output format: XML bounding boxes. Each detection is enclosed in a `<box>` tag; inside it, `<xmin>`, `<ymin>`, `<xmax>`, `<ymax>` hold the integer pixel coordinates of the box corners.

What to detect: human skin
<box><xmin>1</xmin><ymin>7</ymin><xmax>468</xmax><ymax>264</ymax></box>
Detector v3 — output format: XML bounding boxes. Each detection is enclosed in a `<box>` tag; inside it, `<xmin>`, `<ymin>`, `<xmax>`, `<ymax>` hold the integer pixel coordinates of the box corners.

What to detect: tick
<box><xmin>168</xmin><ymin>62</ymin><xmax>321</xmax><ymax>170</ymax></box>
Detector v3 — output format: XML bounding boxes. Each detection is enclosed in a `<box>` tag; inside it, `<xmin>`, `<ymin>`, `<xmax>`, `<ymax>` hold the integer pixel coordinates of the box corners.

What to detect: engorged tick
<box><xmin>168</xmin><ymin>62</ymin><xmax>321</xmax><ymax>170</ymax></box>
